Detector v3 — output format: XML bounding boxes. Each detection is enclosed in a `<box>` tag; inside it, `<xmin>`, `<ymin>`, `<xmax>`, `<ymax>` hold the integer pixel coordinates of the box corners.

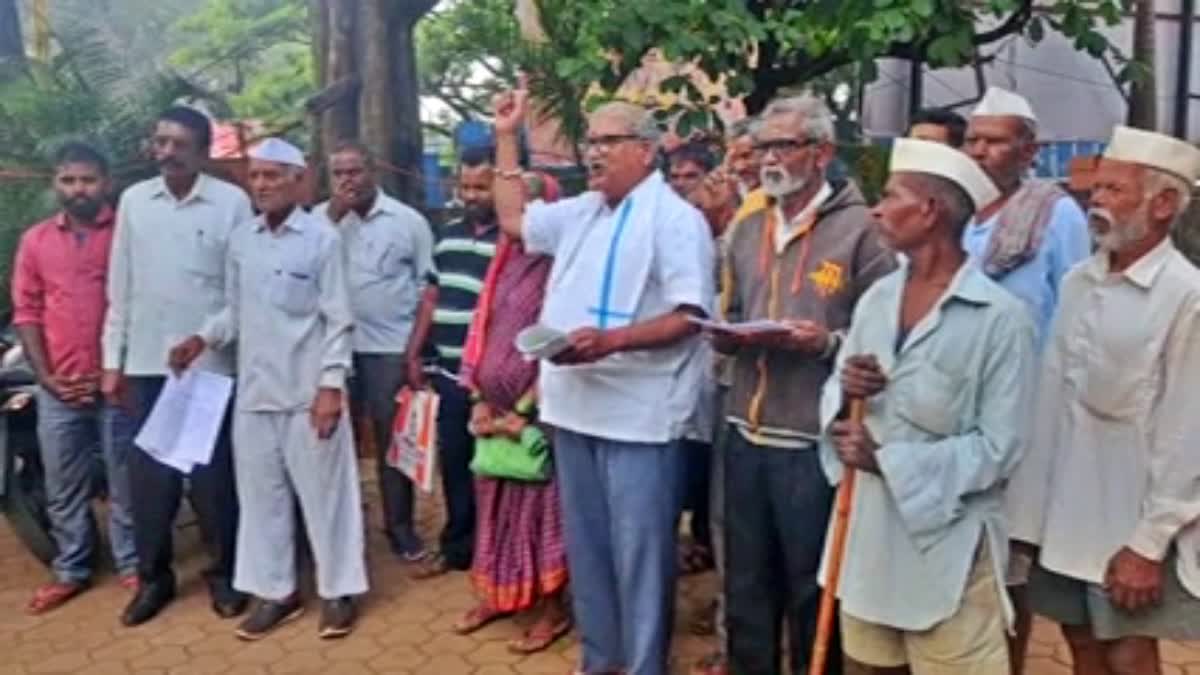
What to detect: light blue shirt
<box><xmin>818</xmin><ymin>261</ymin><xmax>1036</xmax><ymax>631</ymax></box>
<box><xmin>962</xmin><ymin>196</ymin><xmax>1089</xmax><ymax>348</ymax></box>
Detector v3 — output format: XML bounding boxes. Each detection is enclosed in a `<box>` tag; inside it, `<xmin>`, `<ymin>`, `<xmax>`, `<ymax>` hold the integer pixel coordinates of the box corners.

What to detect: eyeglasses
<box><xmin>584</xmin><ymin>134</ymin><xmax>643</xmax><ymax>152</ymax></box>
<box><xmin>752</xmin><ymin>138</ymin><xmax>818</xmax><ymax>157</ymax></box>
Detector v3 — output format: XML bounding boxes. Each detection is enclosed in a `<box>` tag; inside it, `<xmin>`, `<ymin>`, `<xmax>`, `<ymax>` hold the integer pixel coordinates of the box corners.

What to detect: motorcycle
<box><xmin>0</xmin><ymin>328</ymin><xmax>56</xmax><ymax>566</ymax></box>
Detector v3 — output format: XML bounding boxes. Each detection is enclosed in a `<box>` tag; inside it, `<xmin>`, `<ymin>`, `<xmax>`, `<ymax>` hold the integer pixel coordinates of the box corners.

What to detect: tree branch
<box><xmin>974</xmin><ymin>0</ymin><xmax>1035</xmax><ymax>46</ymax></box>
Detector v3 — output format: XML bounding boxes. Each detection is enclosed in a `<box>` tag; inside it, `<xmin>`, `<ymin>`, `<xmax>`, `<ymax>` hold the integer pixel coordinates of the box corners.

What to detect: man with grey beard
<box><xmin>1011</xmin><ymin>126</ymin><xmax>1200</xmax><ymax>675</ymax></box>
<box><xmin>712</xmin><ymin>94</ymin><xmax>895</xmax><ymax>675</ymax></box>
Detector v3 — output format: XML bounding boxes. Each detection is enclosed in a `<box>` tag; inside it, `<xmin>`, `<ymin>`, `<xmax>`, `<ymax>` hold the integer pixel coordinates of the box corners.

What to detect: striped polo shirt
<box><xmin>430</xmin><ymin>218</ymin><xmax>498</xmax><ymax>370</ymax></box>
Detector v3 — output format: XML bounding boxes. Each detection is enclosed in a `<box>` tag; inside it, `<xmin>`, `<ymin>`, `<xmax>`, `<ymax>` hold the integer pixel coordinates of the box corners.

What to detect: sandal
<box><xmin>508</xmin><ymin>616</ymin><xmax>572</xmax><ymax>654</ymax></box>
<box><xmin>408</xmin><ymin>552</ymin><xmax>451</xmax><ymax>580</ymax></box>
<box><xmin>27</xmin><ymin>581</ymin><xmax>86</xmax><ymax>615</ymax></box>
<box><xmin>452</xmin><ymin>605</ymin><xmax>508</xmax><ymax>635</ymax></box>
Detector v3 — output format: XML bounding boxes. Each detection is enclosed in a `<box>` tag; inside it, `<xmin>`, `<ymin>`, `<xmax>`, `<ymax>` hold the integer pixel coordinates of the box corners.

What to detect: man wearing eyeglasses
<box><xmin>491</xmin><ymin>81</ymin><xmax>714</xmax><ymax>675</ymax></box>
<box><xmin>715</xmin><ymin>95</ymin><xmax>895</xmax><ymax>675</ymax></box>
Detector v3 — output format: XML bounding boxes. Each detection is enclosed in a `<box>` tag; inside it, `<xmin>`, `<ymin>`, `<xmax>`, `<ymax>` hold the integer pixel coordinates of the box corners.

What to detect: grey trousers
<box><xmin>231</xmin><ymin>409</ymin><xmax>368</xmax><ymax>600</ymax></box>
<box><xmin>350</xmin><ymin>352</ymin><xmax>420</xmax><ymax>554</ymax></box>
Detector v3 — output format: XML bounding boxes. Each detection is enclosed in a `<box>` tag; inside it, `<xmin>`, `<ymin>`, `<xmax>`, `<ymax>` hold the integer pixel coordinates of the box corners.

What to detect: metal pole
<box><xmin>1176</xmin><ymin>0</ymin><xmax>1195</xmax><ymax>139</ymax></box>
<box><xmin>909</xmin><ymin>58</ymin><xmax>924</xmax><ymax>124</ymax></box>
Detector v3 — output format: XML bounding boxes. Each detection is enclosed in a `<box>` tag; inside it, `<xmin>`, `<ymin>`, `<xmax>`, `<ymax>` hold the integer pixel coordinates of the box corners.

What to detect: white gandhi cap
<box><xmin>971</xmin><ymin>86</ymin><xmax>1038</xmax><ymax>125</ymax></box>
<box><xmin>889</xmin><ymin>138</ymin><xmax>1001</xmax><ymax>211</ymax></box>
<box><xmin>248</xmin><ymin>137</ymin><xmax>307</xmax><ymax>169</ymax></box>
<box><xmin>1103</xmin><ymin>125</ymin><xmax>1200</xmax><ymax>185</ymax></box>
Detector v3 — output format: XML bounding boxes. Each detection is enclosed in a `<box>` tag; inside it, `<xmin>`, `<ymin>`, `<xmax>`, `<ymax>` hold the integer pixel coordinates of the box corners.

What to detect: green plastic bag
<box><xmin>470</xmin><ymin>426</ymin><xmax>551</xmax><ymax>482</ymax></box>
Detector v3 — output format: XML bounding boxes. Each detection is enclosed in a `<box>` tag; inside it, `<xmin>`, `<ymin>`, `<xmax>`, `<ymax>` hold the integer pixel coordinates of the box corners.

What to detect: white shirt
<box><xmin>1011</xmin><ymin>238</ymin><xmax>1200</xmax><ymax>597</ymax></box>
<box><xmin>313</xmin><ymin>191</ymin><xmax>435</xmax><ymax>354</ymax></box>
<box><xmin>103</xmin><ymin>174</ymin><xmax>253</xmax><ymax>376</ymax></box>
<box><xmin>523</xmin><ymin>172</ymin><xmax>714</xmax><ymax>444</ymax></box>
<box><xmin>771</xmin><ymin>182</ymin><xmax>832</xmax><ymax>254</ymax></box>
<box><xmin>199</xmin><ymin>208</ymin><xmax>353</xmax><ymax>412</ymax></box>
<box><xmin>819</xmin><ymin>261</ymin><xmax>1036</xmax><ymax>630</ymax></box>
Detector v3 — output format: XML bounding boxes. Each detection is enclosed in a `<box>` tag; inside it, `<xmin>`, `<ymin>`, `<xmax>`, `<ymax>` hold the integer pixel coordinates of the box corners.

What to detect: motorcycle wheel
<box><xmin>3</xmin><ymin>489</ymin><xmax>56</xmax><ymax>567</ymax></box>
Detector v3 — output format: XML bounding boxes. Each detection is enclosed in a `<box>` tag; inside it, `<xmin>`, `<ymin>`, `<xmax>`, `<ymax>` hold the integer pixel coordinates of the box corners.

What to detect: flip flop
<box><xmin>451</xmin><ymin>605</ymin><xmax>508</xmax><ymax>635</ymax></box>
<box><xmin>26</xmin><ymin>581</ymin><xmax>86</xmax><ymax>615</ymax></box>
<box><xmin>409</xmin><ymin>552</ymin><xmax>451</xmax><ymax>580</ymax></box>
<box><xmin>508</xmin><ymin>617</ymin><xmax>572</xmax><ymax>654</ymax></box>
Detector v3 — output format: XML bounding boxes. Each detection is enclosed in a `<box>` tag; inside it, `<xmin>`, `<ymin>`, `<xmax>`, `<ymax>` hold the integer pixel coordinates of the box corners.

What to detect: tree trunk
<box><xmin>322</xmin><ymin>0</ymin><xmax>361</xmax><ymax>154</ymax></box>
<box><xmin>1127</xmin><ymin>0</ymin><xmax>1158</xmax><ymax>129</ymax></box>
<box><xmin>388</xmin><ymin>0</ymin><xmax>439</xmax><ymax>207</ymax></box>
<box><xmin>0</xmin><ymin>0</ymin><xmax>26</xmax><ymax>75</ymax></box>
<box><xmin>359</xmin><ymin>0</ymin><xmax>394</xmax><ymax>191</ymax></box>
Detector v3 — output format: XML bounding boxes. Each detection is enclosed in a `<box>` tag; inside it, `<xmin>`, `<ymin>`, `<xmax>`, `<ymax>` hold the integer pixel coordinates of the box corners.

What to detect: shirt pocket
<box><xmin>894</xmin><ymin>362</ymin><xmax>964</xmax><ymax>436</ymax></box>
<box><xmin>353</xmin><ymin>234</ymin><xmax>410</xmax><ymax>279</ymax></box>
<box><xmin>1071</xmin><ymin>344</ymin><xmax>1153</xmax><ymax>422</ymax></box>
<box><xmin>268</xmin><ymin>259</ymin><xmax>321</xmax><ymax>316</ymax></box>
<box><xmin>183</xmin><ymin>229</ymin><xmax>226</xmax><ymax>289</ymax></box>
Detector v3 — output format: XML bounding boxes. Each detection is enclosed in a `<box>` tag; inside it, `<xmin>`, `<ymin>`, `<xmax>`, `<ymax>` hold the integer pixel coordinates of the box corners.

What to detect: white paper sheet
<box><xmin>134</xmin><ymin>369</ymin><xmax>234</xmax><ymax>473</ymax></box>
<box><xmin>687</xmin><ymin>316</ymin><xmax>792</xmax><ymax>336</ymax></box>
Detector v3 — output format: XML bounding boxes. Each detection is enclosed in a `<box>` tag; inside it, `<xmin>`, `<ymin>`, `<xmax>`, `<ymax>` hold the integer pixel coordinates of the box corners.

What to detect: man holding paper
<box><xmin>716</xmin><ymin>94</ymin><xmax>894</xmax><ymax>675</ymax></box>
<box><xmin>492</xmin><ymin>81</ymin><xmax>713</xmax><ymax>675</ymax></box>
<box><xmin>170</xmin><ymin>138</ymin><xmax>367</xmax><ymax>640</ymax></box>
<box><xmin>101</xmin><ymin>106</ymin><xmax>251</xmax><ymax>626</ymax></box>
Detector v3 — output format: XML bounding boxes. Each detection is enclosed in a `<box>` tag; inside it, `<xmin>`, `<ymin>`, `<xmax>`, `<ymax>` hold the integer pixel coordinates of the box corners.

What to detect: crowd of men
<box><xmin>11</xmin><ymin>81</ymin><xmax>1200</xmax><ymax>675</ymax></box>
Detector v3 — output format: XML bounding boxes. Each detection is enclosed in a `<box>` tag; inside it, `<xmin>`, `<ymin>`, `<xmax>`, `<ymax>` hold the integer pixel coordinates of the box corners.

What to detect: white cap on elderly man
<box><xmin>249</xmin><ymin>137</ymin><xmax>306</xmax><ymax>169</ymax></box>
<box><xmin>1103</xmin><ymin>125</ymin><xmax>1200</xmax><ymax>184</ymax></box>
<box><xmin>971</xmin><ymin>86</ymin><xmax>1038</xmax><ymax>125</ymax></box>
<box><xmin>890</xmin><ymin>138</ymin><xmax>1001</xmax><ymax>210</ymax></box>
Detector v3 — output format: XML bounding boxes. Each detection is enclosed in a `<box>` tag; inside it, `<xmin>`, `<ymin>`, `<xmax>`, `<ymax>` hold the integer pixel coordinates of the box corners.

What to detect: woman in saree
<box><xmin>451</xmin><ymin>171</ymin><xmax>571</xmax><ymax>654</ymax></box>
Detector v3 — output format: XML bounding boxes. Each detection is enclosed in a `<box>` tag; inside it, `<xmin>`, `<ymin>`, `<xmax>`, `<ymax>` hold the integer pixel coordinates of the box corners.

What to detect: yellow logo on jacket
<box><xmin>809</xmin><ymin>261</ymin><xmax>845</xmax><ymax>297</ymax></box>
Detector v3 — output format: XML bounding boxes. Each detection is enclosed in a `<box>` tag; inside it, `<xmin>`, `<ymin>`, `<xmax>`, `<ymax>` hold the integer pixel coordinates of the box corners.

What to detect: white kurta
<box><xmin>199</xmin><ymin>207</ymin><xmax>366</xmax><ymax>600</ymax></box>
<box><xmin>819</xmin><ymin>261</ymin><xmax>1037</xmax><ymax>630</ymax></box>
<box><xmin>522</xmin><ymin>172</ymin><xmax>714</xmax><ymax>444</ymax></box>
<box><xmin>1009</xmin><ymin>239</ymin><xmax>1200</xmax><ymax>597</ymax></box>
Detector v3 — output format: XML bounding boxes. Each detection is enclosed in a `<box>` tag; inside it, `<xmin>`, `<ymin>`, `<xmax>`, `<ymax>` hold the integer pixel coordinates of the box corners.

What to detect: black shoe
<box><xmin>120</xmin><ymin>579</ymin><xmax>176</xmax><ymax>627</ymax></box>
<box><xmin>207</xmin><ymin>578</ymin><xmax>248</xmax><ymax>619</ymax></box>
<box><xmin>235</xmin><ymin>596</ymin><xmax>303</xmax><ymax>641</ymax></box>
<box><xmin>318</xmin><ymin>597</ymin><xmax>357</xmax><ymax>639</ymax></box>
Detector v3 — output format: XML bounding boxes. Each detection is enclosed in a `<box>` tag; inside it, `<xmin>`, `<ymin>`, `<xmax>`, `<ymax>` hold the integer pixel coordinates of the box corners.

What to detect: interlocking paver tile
<box><xmin>165</xmin><ymin>654</ymin><xmax>231</xmax><ymax>675</ymax></box>
<box><xmin>131</xmin><ymin>646</ymin><xmax>192</xmax><ymax>670</ymax></box>
<box><xmin>413</xmin><ymin>654</ymin><xmax>474</xmax><ymax>675</ymax></box>
<box><xmin>26</xmin><ymin>651</ymin><xmax>90</xmax><ymax>674</ymax></box>
<box><xmin>323</xmin><ymin>635</ymin><xmax>385</xmax><ymax>662</ymax></box>
<box><xmin>5</xmin><ymin>459</ymin><xmax>1200</xmax><ymax>674</ymax></box>
<box><xmin>367</xmin><ymin>645</ymin><xmax>427</xmax><ymax>671</ymax></box>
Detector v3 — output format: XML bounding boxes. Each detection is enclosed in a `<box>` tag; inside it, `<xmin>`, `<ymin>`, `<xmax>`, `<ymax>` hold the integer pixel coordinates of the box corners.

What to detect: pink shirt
<box><xmin>11</xmin><ymin>207</ymin><xmax>116</xmax><ymax>378</ymax></box>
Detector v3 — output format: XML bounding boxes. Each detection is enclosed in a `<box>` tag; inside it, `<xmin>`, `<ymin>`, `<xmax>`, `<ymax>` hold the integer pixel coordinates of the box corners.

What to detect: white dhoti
<box><xmin>231</xmin><ymin>410</ymin><xmax>368</xmax><ymax>600</ymax></box>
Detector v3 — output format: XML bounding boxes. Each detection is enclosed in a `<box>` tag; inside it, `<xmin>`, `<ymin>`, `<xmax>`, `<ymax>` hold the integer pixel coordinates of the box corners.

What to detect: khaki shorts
<box><xmin>841</xmin><ymin>544</ymin><xmax>1009</xmax><ymax>674</ymax></box>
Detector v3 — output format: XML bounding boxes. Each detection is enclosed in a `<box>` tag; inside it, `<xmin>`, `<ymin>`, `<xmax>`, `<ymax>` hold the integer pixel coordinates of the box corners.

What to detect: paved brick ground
<box><xmin>3</xmin><ymin>460</ymin><xmax>1200</xmax><ymax>674</ymax></box>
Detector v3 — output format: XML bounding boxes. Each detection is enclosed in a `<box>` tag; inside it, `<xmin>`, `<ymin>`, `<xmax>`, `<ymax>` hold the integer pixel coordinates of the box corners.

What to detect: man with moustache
<box><xmin>403</xmin><ymin>145</ymin><xmax>503</xmax><ymax>578</ymax></box>
<box><xmin>963</xmin><ymin>87</ymin><xmax>1090</xmax><ymax>673</ymax></box>
<box><xmin>102</xmin><ymin>106</ymin><xmax>252</xmax><ymax>626</ymax></box>
<box><xmin>716</xmin><ymin>94</ymin><xmax>895</xmax><ymax>675</ymax></box>
<box><xmin>1013</xmin><ymin>127</ymin><xmax>1200</xmax><ymax>675</ymax></box>
<box><xmin>313</xmin><ymin>140</ymin><xmax>435</xmax><ymax>562</ymax></box>
<box><xmin>170</xmin><ymin>138</ymin><xmax>367</xmax><ymax>640</ymax></box>
<box><xmin>668</xmin><ymin>142</ymin><xmax>717</xmax><ymax>199</ymax></box>
<box><xmin>821</xmin><ymin>138</ymin><xmax>1034</xmax><ymax>675</ymax></box>
<box><xmin>492</xmin><ymin>81</ymin><xmax>713</xmax><ymax>675</ymax></box>
<box><xmin>14</xmin><ymin>143</ymin><xmax>139</xmax><ymax>614</ymax></box>
<box><xmin>726</xmin><ymin>118</ymin><xmax>768</xmax><ymax>225</ymax></box>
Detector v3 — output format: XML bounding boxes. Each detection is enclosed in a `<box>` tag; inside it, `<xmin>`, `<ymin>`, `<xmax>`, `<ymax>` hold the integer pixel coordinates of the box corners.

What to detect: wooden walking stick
<box><xmin>809</xmin><ymin>397</ymin><xmax>865</xmax><ymax>675</ymax></box>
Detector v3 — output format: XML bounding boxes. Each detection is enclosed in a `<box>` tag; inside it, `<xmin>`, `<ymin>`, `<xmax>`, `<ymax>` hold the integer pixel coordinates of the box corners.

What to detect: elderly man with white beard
<box><xmin>1010</xmin><ymin>126</ymin><xmax>1200</xmax><ymax>675</ymax></box>
<box><xmin>713</xmin><ymin>94</ymin><xmax>895</xmax><ymax>675</ymax></box>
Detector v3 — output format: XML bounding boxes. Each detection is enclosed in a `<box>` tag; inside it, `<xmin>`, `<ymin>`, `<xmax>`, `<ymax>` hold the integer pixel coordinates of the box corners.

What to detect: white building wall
<box><xmin>861</xmin><ymin>3</ymin><xmax>1199</xmax><ymax>142</ymax></box>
